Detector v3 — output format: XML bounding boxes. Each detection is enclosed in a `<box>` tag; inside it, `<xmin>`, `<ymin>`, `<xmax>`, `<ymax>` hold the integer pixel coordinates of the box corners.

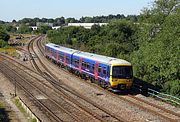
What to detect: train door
<box><xmin>64</xmin><ymin>53</ymin><xmax>66</xmax><ymax>66</ymax></box>
<box><xmin>94</xmin><ymin>61</ymin><xmax>99</xmax><ymax>80</ymax></box>
<box><xmin>50</xmin><ymin>49</ymin><xmax>52</xmax><ymax>60</ymax></box>
<box><xmin>56</xmin><ymin>50</ymin><xmax>59</xmax><ymax>62</ymax></box>
<box><xmin>79</xmin><ymin>57</ymin><xmax>82</xmax><ymax>73</ymax></box>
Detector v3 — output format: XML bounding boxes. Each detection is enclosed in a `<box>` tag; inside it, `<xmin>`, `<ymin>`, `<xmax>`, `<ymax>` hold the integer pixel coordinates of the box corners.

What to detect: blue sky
<box><xmin>0</xmin><ymin>0</ymin><xmax>154</xmax><ymax>22</ymax></box>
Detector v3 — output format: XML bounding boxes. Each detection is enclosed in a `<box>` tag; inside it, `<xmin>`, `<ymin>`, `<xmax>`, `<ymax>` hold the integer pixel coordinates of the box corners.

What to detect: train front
<box><xmin>109</xmin><ymin>64</ymin><xmax>133</xmax><ymax>92</ymax></box>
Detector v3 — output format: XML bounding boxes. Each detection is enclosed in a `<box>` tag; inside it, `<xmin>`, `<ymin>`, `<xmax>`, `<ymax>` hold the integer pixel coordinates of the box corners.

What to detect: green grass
<box><xmin>0</xmin><ymin>47</ymin><xmax>17</xmax><ymax>57</ymax></box>
<box><xmin>0</xmin><ymin>102</ymin><xmax>4</xmax><ymax>108</ymax></box>
<box><xmin>13</xmin><ymin>97</ymin><xmax>37</xmax><ymax>122</ymax></box>
<box><xmin>14</xmin><ymin>97</ymin><xmax>26</xmax><ymax>115</ymax></box>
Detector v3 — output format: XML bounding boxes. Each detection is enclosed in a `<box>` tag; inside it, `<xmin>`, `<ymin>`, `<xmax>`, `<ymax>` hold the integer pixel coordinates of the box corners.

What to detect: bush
<box><xmin>0</xmin><ymin>40</ymin><xmax>8</xmax><ymax>48</ymax></box>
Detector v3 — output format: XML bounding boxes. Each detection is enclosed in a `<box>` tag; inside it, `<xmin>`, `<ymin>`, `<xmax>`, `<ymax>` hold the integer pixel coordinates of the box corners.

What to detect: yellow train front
<box><xmin>109</xmin><ymin>63</ymin><xmax>133</xmax><ymax>92</ymax></box>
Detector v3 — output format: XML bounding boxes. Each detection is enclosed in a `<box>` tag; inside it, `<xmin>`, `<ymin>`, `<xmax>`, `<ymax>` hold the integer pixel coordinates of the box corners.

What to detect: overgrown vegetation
<box><xmin>14</xmin><ymin>97</ymin><xmax>37</xmax><ymax>122</ymax></box>
<box><xmin>47</xmin><ymin>0</ymin><xmax>180</xmax><ymax>97</ymax></box>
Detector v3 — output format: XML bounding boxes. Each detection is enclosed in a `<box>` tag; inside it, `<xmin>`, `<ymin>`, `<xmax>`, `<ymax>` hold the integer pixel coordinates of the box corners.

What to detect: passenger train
<box><xmin>45</xmin><ymin>43</ymin><xmax>133</xmax><ymax>92</ymax></box>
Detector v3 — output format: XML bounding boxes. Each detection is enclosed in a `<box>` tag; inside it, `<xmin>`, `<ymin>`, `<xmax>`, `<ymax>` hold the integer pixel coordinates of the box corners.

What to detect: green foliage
<box><xmin>8</xmin><ymin>14</ymin><xmax>137</xmax><ymax>27</ymax></box>
<box><xmin>3</xmin><ymin>24</ymin><xmax>17</xmax><ymax>33</ymax></box>
<box><xmin>17</xmin><ymin>24</ymin><xmax>32</xmax><ymax>34</ymax></box>
<box><xmin>31</xmin><ymin>118</ymin><xmax>37</xmax><ymax>122</ymax></box>
<box><xmin>0</xmin><ymin>25</ymin><xmax>10</xmax><ymax>48</ymax></box>
<box><xmin>47</xmin><ymin>20</ymin><xmax>138</xmax><ymax>58</ymax></box>
<box><xmin>36</xmin><ymin>25</ymin><xmax>52</xmax><ymax>34</ymax></box>
<box><xmin>0</xmin><ymin>25</ymin><xmax>10</xmax><ymax>42</ymax></box>
<box><xmin>131</xmin><ymin>0</ymin><xmax>180</xmax><ymax>96</ymax></box>
<box><xmin>0</xmin><ymin>39</ymin><xmax>8</xmax><ymax>48</ymax></box>
<box><xmin>163</xmin><ymin>80</ymin><xmax>180</xmax><ymax>97</ymax></box>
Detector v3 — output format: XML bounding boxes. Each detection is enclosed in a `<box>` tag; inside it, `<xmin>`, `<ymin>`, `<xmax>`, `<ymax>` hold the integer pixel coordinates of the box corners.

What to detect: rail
<box><xmin>148</xmin><ymin>88</ymin><xmax>180</xmax><ymax>105</ymax></box>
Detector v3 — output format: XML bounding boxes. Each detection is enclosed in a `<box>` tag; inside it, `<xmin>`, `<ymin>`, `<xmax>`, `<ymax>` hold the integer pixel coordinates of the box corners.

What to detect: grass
<box><xmin>0</xmin><ymin>102</ymin><xmax>3</xmax><ymax>108</ymax></box>
<box><xmin>13</xmin><ymin>97</ymin><xmax>37</xmax><ymax>122</ymax></box>
<box><xmin>0</xmin><ymin>47</ymin><xmax>17</xmax><ymax>57</ymax></box>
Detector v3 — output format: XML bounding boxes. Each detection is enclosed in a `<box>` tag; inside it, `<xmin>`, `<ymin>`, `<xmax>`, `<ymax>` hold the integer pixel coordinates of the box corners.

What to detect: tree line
<box><xmin>47</xmin><ymin>0</ymin><xmax>180</xmax><ymax>97</ymax></box>
<box><xmin>0</xmin><ymin>14</ymin><xmax>138</xmax><ymax>35</ymax></box>
<box><xmin>0</xmin><ymin>14</ymin><xmax>138</xmax><ymax>26</ymax></box>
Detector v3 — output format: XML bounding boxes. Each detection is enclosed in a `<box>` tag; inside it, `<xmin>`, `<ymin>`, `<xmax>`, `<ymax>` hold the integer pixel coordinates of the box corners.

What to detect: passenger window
<box><xmin>82</xmin><ymin>61</ymin><xmax>85</xmax><ymax>67</ymax></box>
<box><xmin>98</xmin><ymin>66</ymin><xmax>101</xmax><ymax>73</ymax></box>
<box><xmin>92</xmin><ymin>64</ymin><xmax>94</xmax><ymax>70</ymax></box>
<box><xmin>84</xmin><ymin>62</ymin><xmax>87</xmax><ymax>68</ymax></box>
<box><xmin>87</xmin><ymin>63</ymin><xmax>89</xmax><ymax>68</ymax></box>
<box><xmin>103</xmin><ymin>67</ymin><xmax>106</xmax><ymax>75</ymax></box>
<box><xmin>77</xmin><ymin>60</ymin><xmax>79</xmax><ymax>64</ymax></box>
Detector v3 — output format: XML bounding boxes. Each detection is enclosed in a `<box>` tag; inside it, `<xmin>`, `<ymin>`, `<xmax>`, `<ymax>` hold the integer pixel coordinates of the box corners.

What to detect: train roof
<box><xmin>46</xmin><ymin>43</ymin><xmax>131</xmax><ymax>65</ymax></box>
<box><xmin>73</xmin><ymin>51</ymin><xmax>131</xmax><ymax>65</ymax></box>
<box><xmin>45</xmin><ymin>43</ymin><xmax>78</xmax><ymax>54</ymax></box>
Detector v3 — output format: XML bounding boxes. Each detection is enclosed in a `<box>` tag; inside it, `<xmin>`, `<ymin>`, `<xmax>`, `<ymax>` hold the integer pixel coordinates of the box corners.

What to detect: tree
<box><xmin>65</xmin><ymin>18</ymin><xmax>77</xmax><ymax>24</ymax></box>
<box><xmin>0</xmin><ymin>25</ymin><xmax>10</xmax><ymax>42</ymax></box>
<box><xmin>4</xmin><ymin>25</ymin><xmax>17</xmax><ymax>33</ymax></box>
<box><xmin>12</xmin><ymin>19</ymin><xmax>17</xmax><ymax>23</ymax></box>
<box><xmin>131</xmin><ymin>0</ymin><xmax>180</xmax><ymax>96</ymax></box>
<box><xmin>54</xmin><ymin>17</ymin><xmax>65</xmax><ymax>26</ymax></box>
<box><xmin>37</xmin><ymin>25</ymin><xmax>52</xmax><ymax>34</ymax></box>
<box><xmin>17</xmin><ymin>24</ymin><xmax>32</xmax><ymax>34</ymax></box>
<box><xmin>0</xmin><ymin>39</ymin><xmax>8</xmax><ymax>48</ymax></box>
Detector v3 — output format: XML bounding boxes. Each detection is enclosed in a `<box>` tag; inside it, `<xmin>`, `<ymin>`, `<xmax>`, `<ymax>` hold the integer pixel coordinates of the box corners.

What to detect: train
<box><xmin>45</xmin><ymin>43</ymin><xmax>133</xmax><ymax>92</ymax></box>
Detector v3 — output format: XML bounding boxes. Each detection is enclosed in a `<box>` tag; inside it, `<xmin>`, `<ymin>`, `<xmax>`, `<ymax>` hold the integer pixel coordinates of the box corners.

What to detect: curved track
<box><xmin>27</xmin><ymin>35</ymin><xmax>126</xmax><ymax>122</ymax></box>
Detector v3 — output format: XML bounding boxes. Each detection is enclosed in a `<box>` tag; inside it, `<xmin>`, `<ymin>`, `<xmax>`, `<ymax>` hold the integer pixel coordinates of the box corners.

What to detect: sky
<box><xmin>0</xmin><ymin>0</ymin><xmax>154</xmax><ymax>22</ymax></box>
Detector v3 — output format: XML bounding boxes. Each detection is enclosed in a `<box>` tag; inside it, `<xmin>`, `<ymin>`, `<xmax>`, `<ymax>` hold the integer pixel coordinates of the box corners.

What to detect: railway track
<box><xmin>0</xmin><ymin>55</ymin><xmax>105</xmax><ymax>122</ymax></box>
<box><xmin>26</xmin><ymin>35</ymin><xmax>127</xmax><ymax>122</ymax></box>
<box><xmin>0</xmin><ymin>60</ymin><xmax>64</xmax><ymax>122</ymax></box>
<box><xmin>36</xmin><ymin>36</ymin><xmax>180</xmax><ymax>122</ymax></box>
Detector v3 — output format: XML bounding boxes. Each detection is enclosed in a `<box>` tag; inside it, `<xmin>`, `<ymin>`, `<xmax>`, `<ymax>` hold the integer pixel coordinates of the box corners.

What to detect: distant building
<box><xmin>31</xmin><ymin>26</ymin><xmax>38</xmax><ymax>30</ymax></box>
<box><xmin>68</xmin><ymin>23</ymin><xmax>108</xmax><ymax>29</ymax></box>
<box><xmin>16</xmin><ymin>26</ymin><xmax>38</xmax><ymax>30</ymax></box>
<box><xmin>52</xmin><ymin>26</ymin><xmax>61</xmax><ymax>30</ymax></box>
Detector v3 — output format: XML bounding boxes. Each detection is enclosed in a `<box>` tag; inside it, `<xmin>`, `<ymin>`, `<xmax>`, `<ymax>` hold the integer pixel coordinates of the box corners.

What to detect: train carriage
<box><xmin>45</xmin><ymin>43</ymin><xmax>78</xmax><ymax>68</ymax></box>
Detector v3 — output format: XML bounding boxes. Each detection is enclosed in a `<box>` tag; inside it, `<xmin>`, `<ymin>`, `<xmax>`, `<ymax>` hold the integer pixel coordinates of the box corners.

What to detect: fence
<box><xmin>148</xmin><ymin>88</ymin><xmax>180</xmax><ymax>105</ymax></box>
<box><xmin>133</xmin><ymin>83</ymin><xmax>180</xmax><ymax>105</ymax></box>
